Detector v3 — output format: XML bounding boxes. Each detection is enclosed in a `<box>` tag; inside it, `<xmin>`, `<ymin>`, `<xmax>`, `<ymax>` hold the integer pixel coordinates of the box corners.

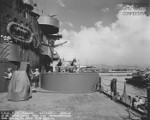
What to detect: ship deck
<box><xmin>0</xmin><ymin>88</ymin><xmax>140</xmax><ymax>120</ymax></box>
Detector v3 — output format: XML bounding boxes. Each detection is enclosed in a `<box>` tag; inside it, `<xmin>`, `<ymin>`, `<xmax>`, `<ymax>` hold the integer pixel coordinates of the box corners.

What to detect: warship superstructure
<box><xmin>0</xmin><ymin>0</ymin><xmax>62</xmax><ymax>92</ymax></box>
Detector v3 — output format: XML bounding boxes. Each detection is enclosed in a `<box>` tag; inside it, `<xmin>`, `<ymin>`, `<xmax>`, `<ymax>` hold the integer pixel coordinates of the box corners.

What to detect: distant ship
<box><xmin>125</xmin><ymin>70</ymin><xmax>150</xmax><ymax>85</ymax></box>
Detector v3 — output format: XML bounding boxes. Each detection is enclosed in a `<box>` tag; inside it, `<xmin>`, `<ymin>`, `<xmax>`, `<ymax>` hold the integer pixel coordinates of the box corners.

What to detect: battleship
<box><xmin>0</xmin><ymin>0</ymin><xmax>67</xmax><ymax>93</ymax></box>
<box><xmin>0</xmin><ymin>0</ymin><xmax>150</xmax><ymax>120</ymax></box>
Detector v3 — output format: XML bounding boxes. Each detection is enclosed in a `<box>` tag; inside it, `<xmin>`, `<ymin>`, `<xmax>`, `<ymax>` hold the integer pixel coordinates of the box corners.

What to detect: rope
<box><xmin>102</xmin><ymin>78</ymin><xmax>112</xmax><ymax>81</ymax></box>
<box><xmin>102</xmin><ymin>88</ymin><xmax>111</xmax><ymax>93</ymax></box>
<box><xmin>102</xmin><ymin>84</ymin><xmax>147</xmax><ymax>100</ymax></box>
<box><xmin>117</xmin><ymin>87</ymin><xmax>147</xmax><ymax>98</ymax></box>
<box><xmin>101</xmin><ymin>77</ymin><xmax>147</xmax><ymax>99</ymax></box>
<box><xmin>101</xmin><ymin>80</ymin><xmax>110</xmax><ymax>87</ymax></box>
<box><xmin>101</xmin><ymin>82</ymin><xmax>147</xmax><ymax>99</ymax></box>
<box><xmin>102</xmin><ymin>78</ymin><xmax>125</xmax><ymax>83</ymax></box>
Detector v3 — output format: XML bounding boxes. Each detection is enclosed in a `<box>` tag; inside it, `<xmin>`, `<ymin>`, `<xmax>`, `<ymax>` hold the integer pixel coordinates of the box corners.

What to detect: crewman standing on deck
<box><xmin>3</xmin><ymin>68</ymin><xmax>13</xmax><ymax>81</ymax></box>
<box><xmin>57</xmin><ymin>59</ymin><xmax>63</xmax><ymax>72</ymax></box>
<box><xmin>69</xmin><ymin>58</ymin><xmax>77</xmax><ymax>73</ymax></box>
<box><xmin>3</xmin><ymin>68</ymin><xmax>13</xmax><ymax>90</ymax></box>
<box><xmin>31</xmin><ymin>68</ymin><xmax>40</xmax><ymax>92</ymax></box>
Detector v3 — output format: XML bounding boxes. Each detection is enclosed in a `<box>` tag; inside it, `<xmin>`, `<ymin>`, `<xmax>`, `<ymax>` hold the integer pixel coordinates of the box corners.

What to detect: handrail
<box><xmin>101</xmin><ymin>78</ymin><xmax>147</xmax><ymax>99</ymax></box>
<box><xmin>102</xmin><ymin>78</ymin><xmax>125</xmax><ymax>83</ymax></box>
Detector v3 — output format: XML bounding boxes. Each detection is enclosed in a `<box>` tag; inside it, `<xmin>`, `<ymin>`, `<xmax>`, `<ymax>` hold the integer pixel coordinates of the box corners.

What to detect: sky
<box><xmin>35</xmin><ymin>0</ymin><xmax>150</xmax><ymax>66</ymax></box>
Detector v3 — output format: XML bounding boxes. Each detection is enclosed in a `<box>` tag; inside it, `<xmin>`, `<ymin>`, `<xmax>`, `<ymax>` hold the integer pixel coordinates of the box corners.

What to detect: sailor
<box><xmin>3</xmin><ymin>68</ymin><xmax>13</xmax><ymax>80</ymax></box>
<box><xmin>69</xmin><ymin>58</ymin><xmax>77</xmax><ymax>73</ymax></box>
<box><xmin>134</xmin><ymin>97</ymin><xmax>145</xmax><ymax>108</ymax></box>
<box><xmin>31</xmin><ymin>68</ymin><xmax>40</xmax><ymax>92</ymax></box>
<box><xmin>110</xmin><ymin>78</ymin><xmax>117</xmax><ymax>98</ymax></box>
<box><xmin>138</xmin><ymin>97</ymin><xmax>144</xmax><ymax>105</ymax></box>
<box><xmin>133</xmin><ymin>96</ymin><xmax>140</xmax><ymax>108</ymax></box>
<box><xmin>3</xmin><ymin>68</ymin><xmax>13</xmax><ymax>91</ymax></box>
<box><xmin>57</xmin><ymin>59</ymin><xmax>62</xmax><ymax>72</ymax></box>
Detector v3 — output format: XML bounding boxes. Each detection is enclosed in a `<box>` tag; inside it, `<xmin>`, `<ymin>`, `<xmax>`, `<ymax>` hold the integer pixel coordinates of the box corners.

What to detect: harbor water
<box><xmin>99</xmin><ymin>73</ymin><xmax>147</xmax><ymax>98</ymax></box>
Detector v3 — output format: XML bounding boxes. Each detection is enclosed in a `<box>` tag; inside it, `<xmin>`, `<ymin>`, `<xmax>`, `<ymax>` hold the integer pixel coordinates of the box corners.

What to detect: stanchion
<box><xmin>114</xmin><ymin>78</ymin><xmax>117</xmax><ymax>96</ymax></box>
<box><xmin>110</xmin><ymin>78</ymin><xmax>117</xmax><ymax>100</ymax></box>
<box><xmin>141</xmin><ymin>87</ymin><xmax>150</xmax><ymax>120</ymax></box>
<box><xmin>96</xmin><ymin>77</ymin><xmax>101</xmax><ymax>92</ymax></box>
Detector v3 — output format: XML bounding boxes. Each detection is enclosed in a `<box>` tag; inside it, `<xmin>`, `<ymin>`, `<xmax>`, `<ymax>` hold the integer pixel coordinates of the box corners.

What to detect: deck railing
<box><xmin>95</xmin><ymin>77</ymin><xmax>150</xmax><ymax>120</ymax></box>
